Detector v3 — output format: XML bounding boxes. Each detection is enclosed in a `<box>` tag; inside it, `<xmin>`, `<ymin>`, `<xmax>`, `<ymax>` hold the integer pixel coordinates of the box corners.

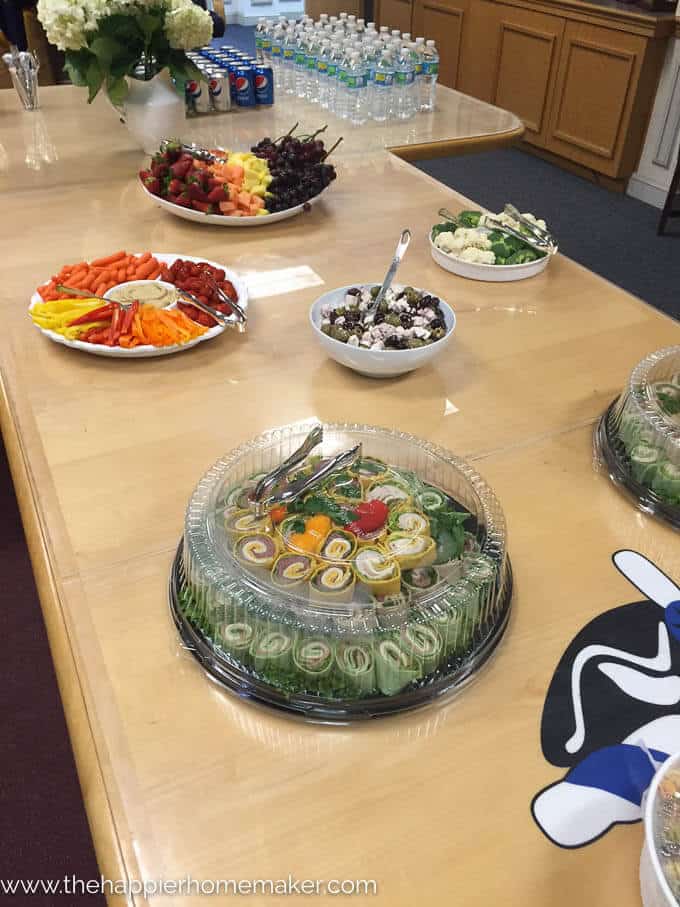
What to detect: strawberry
<box><xmin>207</xmin><ymin>185</ymin><xmax>228</xmax><ymax>203</ymax></box>
<box><xmin>138</xmin><ymin>169</ymin><xmax>151</xmax><ymax>181</ymax></box>
<box><xmin>151</xmin><ymin>161</ymin><xmax>169</xmax><ymax>178</ymax></box>
<box><xmin>190</xmin><ymin>200</ymin><xmax>215</xmax><ymax>213</ymax></box>
<box><xmin>170</xmin><ymin>158</ymin><xmax>193</xmax><ymax>180</ymax></box>
<box><xmin>168</xmin><ymin>178</ymin><xmax>185</xmax><ymax>195</ymax></box>
<box><xmin>172</xmin><ymin>192</ymin><xmax>192</xmax><ymax>208</ymax></box>
<box><xmin>187</xmin><ymin>183</ymin><xmax>209</xmax><ymax>202</ymax></box>
<box><xmin>144</xmin><ymin>176</ymin><xmax>161</xmax><ymax>195</ymax></box>
<box><xmin>163</xmin><ymin>141</ymin><xmax>182</xmax><ymax>163</ymax></box>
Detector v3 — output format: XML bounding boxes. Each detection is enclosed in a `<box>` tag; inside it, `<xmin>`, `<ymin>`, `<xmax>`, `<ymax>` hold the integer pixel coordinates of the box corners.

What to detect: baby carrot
<box><xmin>94</xmin><ymin>282</ymin><xmax>108</xmax><ymax>297</ymax></box>
<box><xmin>90</xmin><ymin>250</ymin><xmax>126</xmax><ymax>268</ymax></box>
<box><xmin>136</xmin><ymin>251</ymin><xmax>151</xmax><ymax>265</ymax></box>
<box><xmin>134</xmin><ymin>259</ymin><xmax>157</xmax><ymax>280</ymax></box>
<box><xmin>146</xmin><ymin>265</ymin><xmax>162</xmax><ymax>280</ymax></box>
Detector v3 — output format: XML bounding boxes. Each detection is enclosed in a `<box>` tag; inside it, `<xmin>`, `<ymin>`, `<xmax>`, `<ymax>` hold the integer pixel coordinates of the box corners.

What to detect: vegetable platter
<box><xmin>172</xmin><ymin>421</ymin><xmax>513</xmax><ymax>721</ymax></box>
<box><xmin>430</xmin><ymin>208</ymin><xmax>554</xmax><ymax>282</ymax></box>
<box><xmin>30</xmin><ymin>250</ymin><xmax>248</xmax><ymax>359</ymax></box>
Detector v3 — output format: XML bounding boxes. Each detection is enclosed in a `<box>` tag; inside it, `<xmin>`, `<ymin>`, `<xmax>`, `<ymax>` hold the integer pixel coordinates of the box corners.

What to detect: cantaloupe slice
<box><xmin>219</xmin><ymin>201</ymin><xmax>237</xmax><ymax>215</ymax></box>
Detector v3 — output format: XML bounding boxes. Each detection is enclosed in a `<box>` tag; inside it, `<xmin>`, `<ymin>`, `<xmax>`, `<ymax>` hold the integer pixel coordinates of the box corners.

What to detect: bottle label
<box><xmin>317</xmin><ymin>60</ymin><xmax>328</xmax><ymax>73</ymax></box>
<box><xmin>256</xmin><ymin>36</ymin><xmax>264</xmax><ymax>49</ymax></box>
<box><xmin>373</xmin><ymin>72</ymin><xmax>393</xmax><ymax>87</ymax></box>
<box><xmin>327</xmin><ymin>63</ymin><xmax>337</xmax><ymax>77</ymax></box>
<box><xmin>272</xmin><ymin>44</ymin><xmax>282</xmax><ymax>58</ymax></box>
<box><xmin>306</xmin><ymin>54</ymin><xmax>317</xmax><ymax>70</ymax></box>
<box><xmin>361</xmin><ymin>72</ymin><xmax>368</xmax><ymax>88</ymax></box>
<box><xmin>415</xmin><ymin>62</ymin><xmax>423</xmax><ymax>75</ymax></box>
<box><xmin>295</xmin><ymin>51</ymin><xmax>306</xmax><ymax>66</ymax></box>
<box><xmin>338</xmin><ymin>68</ymin><xmax>348</xmax><ymax>83</ymax></box>
<box><xmin>346</xmin><ymin>74</ymin><xmax>359</xmax><ymax>89</ymax></box>
<box><xmin>395</xmin><ymin>71</ymin><xmax>414</xmax><ymax>85</ymax></box>
<box><xmin>263</xmin><ymin>39</ymin><xmax>272</xmax><ymax>52</ymax></box>
<box><xmin>283</xmin><ymin>48</ymin><xmax>294</xmax><ymax>60</ymax></box>
<box><xmin>422</xmin><ymin>60</ymin><xmax>439</xmax><ymax>75</ymax></box>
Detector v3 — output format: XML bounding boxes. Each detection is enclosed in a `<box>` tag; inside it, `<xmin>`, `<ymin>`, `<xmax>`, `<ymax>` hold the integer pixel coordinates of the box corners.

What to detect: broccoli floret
<box><xmin>457</xmin><ymin>210</ymin><xmax>482</xmax><ymax>228</ymax></box>
<box><xmin>506</xmin><ymin>249</ymin><xmax>540</xmax><ymax>265</ymax></box>
<box><xmin>490</xmin><ymin>241</ymin><xmax>512</xmax><ymax>261</ymax></box>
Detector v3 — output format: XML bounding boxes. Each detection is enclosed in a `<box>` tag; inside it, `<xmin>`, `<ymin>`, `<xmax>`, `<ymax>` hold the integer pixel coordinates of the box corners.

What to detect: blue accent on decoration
<box><xmin>665</xmin><ymin>601</ymin><xmax>680</xmax><ymax>643</ymax></box>
<box><xmin>565</xmin><ymin>744</ymin><xmax>669</xmax><ymax>805</ymax></box>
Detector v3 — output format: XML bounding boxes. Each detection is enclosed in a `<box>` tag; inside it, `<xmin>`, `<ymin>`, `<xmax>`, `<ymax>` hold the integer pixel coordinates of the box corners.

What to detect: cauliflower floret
<box><xmin>433</xmin><ymin>230</ymin><xmax>459</xmax><ymax>254</ymax></box>
<box><xmin>522</xmin><ymin>212</ymin><xmax>548</xmax><ymax>232</ymax></box>
<box><xmin>455</xmin><ymin>227</ymin><xmax>492</xmax><ymax>251</ymax></box>
<box><xmin>459</xmin><ymin>247</ymin><xmax>496</xmax><ymax>265</ymax></box>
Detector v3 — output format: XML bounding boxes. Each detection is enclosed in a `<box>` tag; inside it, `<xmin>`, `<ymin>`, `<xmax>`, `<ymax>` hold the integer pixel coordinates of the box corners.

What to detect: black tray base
<box><xmin>169</xmin><ymin>543</ymin><xmax>513</xmax><ymax>723</ymax></box>
<box><xmin>595</xmin><ymin>398</ymin><xmax>680</xmax><ymax>531</ymax></box>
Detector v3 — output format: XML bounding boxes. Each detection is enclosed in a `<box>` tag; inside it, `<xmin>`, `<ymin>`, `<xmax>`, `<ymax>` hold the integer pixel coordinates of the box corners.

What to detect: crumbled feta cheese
<box><xmin>347</xmin><ymin>335</ymin><xmax>360</xmax><ymax>347</ymax></box>
<box><xmin>321</xmin><ymin>304</ymin><xmax>332</xmax><ymax>318</ymax></box>
<box><xmin>335</xmin><ymin>316</ymin><xmax>345</xmax><ymax>325</ymax></box>
<box><xmin>370</xmin><ymin>341</ymin><xmax>384</xmax><ymax>351</ymax></box>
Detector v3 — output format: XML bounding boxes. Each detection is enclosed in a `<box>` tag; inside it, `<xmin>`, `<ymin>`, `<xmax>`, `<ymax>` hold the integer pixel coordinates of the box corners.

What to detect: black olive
<box><xmin>429</xmin><ymin>318</ymin><xmax>444</xmax><ymax>330</ymax></box>
<box><xmin>373</xmin><ymin>312</ymin><xmax>385</xmax><ymax>325</ymax></box>
<box><xmin>400</xmin><ymin>314</ymin><xmax>413</xmax><ymax>329</ymax></box>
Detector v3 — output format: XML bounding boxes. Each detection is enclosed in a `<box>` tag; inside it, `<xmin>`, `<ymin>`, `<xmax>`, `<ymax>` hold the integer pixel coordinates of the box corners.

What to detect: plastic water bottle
<box><xmin>335</xmin><ymin>44</ymin><xmax>351</xmax><ymax>119</ymax></box>
<box><xmin>394</xmin><ymin>44</ymin><xmax>415</xmax><ymax>119</ymax></box>
<box><xmin>325</xmin><ymin>40</ymin><xmax>342</xmax><ymax>112</ymax></box>
<box><xmin>370</xmin><ymin>48</ymin><xmax>394</xmax><ymax>122</ymax></box>
<box><xmin>420</xmin><ymin>39</ymin><xmax>439</xmax><ymax>111</ymax></box>
<box><xmin>294</xmin><ymin>29</ymin><xmax>309</xmax><ymax>98</ymax></box>
<box><xmin>281</xmin><ymin>26</ymin><xmax>297</xmax><ymax>95</ymax></box>
<box><xmin>391</xmin><ymin>29</ymin><xmax>401</xmax><ymax>41</ymax></box>
<box><xmin>348</xmin><ymin>51</ymin><xmax>368</xmax><ymax>125</ymax></box>
<box><xmin>305</xmin><ymin>29</ymin><xmax>321</xmax><ymax>101</ymax></box>
<box><xmin>315</xmin><ymin>39</ymin><xmax>331</xmax><ymax>108</ymax></box>
<box><xmin>270</xmin><ymin>22</ymin><xmax>285</xmax><ymax>91</ymax></box>
<box><xmin>255</xmin><ymin>18</ymin><xmax>267</xmax><ymax>63</ymax></box>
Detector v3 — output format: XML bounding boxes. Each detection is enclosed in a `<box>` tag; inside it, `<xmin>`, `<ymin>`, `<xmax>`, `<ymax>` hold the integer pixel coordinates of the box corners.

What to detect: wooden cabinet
<box><xmin>304</xmin><ymin>0</ymin><xmax>363</xmax><ymax>17</ymax></box>
<box><xmin>456</xmin><ymin>0</ymin><xmax>673</xmax><ymax>185</ymax></box>
<box><xmin>492</xmin><ymin>7</ymin><xmax>564</xmax><ymax>147</ymax></box>
<box><xmin>375</xmin><ymin>0</ymin><xmax>414</xmax><ymax>34</ymax></box>
<box><xmin>545</xmin><ymin>21</ymin><xmax>657</xmax><ymax>177</ymax></box>
<box><xmin>411</xmin><ymin>0</ymin><xmax>467</xmax><ymax>88</ymax></box>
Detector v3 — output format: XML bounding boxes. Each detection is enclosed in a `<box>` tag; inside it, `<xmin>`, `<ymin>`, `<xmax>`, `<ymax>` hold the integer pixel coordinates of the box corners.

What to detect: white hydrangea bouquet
<box><xmin>37</xmin><ymin>0</ymin><xmax>213</xmax><ymax>104</ymax></box>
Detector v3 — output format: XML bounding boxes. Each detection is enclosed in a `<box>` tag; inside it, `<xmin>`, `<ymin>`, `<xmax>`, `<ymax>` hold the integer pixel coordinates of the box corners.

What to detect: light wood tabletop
<box><xmin>0</xmin><ymin>85</ymin><xmax>679</xmax><ymax>906</ymax></box>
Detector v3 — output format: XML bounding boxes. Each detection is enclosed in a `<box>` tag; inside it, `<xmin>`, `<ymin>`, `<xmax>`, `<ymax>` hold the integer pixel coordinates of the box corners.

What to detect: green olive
<box><xmin>370</xmin><ymin>286</ymin><xmax>380</xmax><ymax>299</ymax></box>
<box><xmin>386</xmin><ymin>314</ymin><xmax>401</xmax><ymax>327</ymax></box>
<box><xmin>431</xmin><ymin>327</ymin><xmax>445</xmax><ymax>341</ymax></box>
<box><xmin>407</xmin><ymin>338</ymin><xmax>427</xmax><ymax>349</ymax></box>
<box><xmin>330</xmin><ymin>326</ymin><xmax>350</xmax><ymax>342</ymax></box>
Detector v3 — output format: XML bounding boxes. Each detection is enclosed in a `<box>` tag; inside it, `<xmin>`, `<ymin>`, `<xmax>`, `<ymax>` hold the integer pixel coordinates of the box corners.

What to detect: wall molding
<box><xmin>652</xmin><ymin>60</ymin><xmax>680</xmax><ymax>169</ymax></box>
<box><xmin>627</xmin><ymin>173</ymin><xmax>670</xmax><ymax>209</ymax></box>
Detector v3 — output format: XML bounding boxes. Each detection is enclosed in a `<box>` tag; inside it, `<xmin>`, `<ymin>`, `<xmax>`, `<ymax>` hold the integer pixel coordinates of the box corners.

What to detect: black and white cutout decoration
<box><xmin>532</xmin><ymin>550</ymin><xmax>680</xmax><ymax>849</ymax></box>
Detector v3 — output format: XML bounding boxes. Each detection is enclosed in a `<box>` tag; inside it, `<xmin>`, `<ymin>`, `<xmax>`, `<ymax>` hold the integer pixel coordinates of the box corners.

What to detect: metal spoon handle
<box><xmin>437</xmin><ymin>207</ymin><xmax>458</xmax><ymax>223</ymax></box>
<box><xmin>371</xmin><ymin>229</ymin><xmax>411</xmax><ymax>313</ymax></box>
<box><xmin>252</xmin><ymin>425</ymin><xmax>324</xmax><ymax>505</ymax></box>
<box><xmin>56</xmin><ymin>284</ymin><xmax>108</xmax><ymax>301</ymax></box>
<box><xmin>503</xmin><ymin>203</ymin><xmax>553</xmax><ymax>243</ymax></box>
<box><xmin>203</xmin><ymin>273</ymin><xmax>248</xmax><ymax>326</ymax></box>
<box><xmin>261</xmin><ymin>443</ymin><xmax>362</xmax><ymax>511</ymax></box>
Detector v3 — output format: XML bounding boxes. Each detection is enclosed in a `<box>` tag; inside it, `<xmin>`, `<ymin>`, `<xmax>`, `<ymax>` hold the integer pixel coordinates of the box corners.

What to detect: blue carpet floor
<box><xmin>417</xmin><ymin>148</ymin><xmax>679</xmax><ymax>321</ymax></box>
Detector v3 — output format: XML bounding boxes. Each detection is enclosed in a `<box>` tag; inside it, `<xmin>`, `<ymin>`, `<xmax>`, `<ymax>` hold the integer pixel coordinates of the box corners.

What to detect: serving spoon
<box><xmin>366</xmin><ymin>228</ymin><xmax>412</xmax><ymax>317</ymax></box>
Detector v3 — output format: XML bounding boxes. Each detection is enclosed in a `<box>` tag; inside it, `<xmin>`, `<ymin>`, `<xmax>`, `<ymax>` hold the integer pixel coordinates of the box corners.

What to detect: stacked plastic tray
<box><xmin>596</xmin><ymin>346</ymin><xmax>680</xmax><ymax>528</ymax></box>
<box><xmin>171</xmin><ymin>421</ymin><xmax>513</xmax><ymax>721</ymax></box>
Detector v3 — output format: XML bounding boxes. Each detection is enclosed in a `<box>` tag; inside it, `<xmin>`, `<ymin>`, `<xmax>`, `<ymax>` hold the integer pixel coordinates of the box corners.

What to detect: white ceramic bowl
<box><xmin>641</xmin><ymin>754</ymin><xmax>679</xmax><ymax>907</ymax></box>
<box><xmin>309</xmin><ymin>284</ymin><xmax>456</xmax><ymax>378</ymax></box>
<box><xmin>104</xmin><ymin>279</ymin><xmax>178</xmax><ymax>307</ymax></box>
<box><xmin>429</xmin><ymin>230</ymin><xmax>553</xmax><ymax>282</ymax></box>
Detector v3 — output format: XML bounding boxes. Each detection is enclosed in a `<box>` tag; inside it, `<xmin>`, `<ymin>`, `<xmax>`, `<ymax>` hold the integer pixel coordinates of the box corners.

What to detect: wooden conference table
<box><xmin>0</xmin><ymin>85</ymin><xmax>678</xmax><ymax>906</ymax></box>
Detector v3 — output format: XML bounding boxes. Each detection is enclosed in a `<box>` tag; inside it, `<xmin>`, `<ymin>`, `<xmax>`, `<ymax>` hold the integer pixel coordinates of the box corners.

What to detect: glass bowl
<box><xmin>596</xmin><ymin>346</ymin><xmax>680</xmax><ymax>528</ymax></box>
<box><xmin>171</xmin><ymin>421</ymin><xmax>513</xmax><ymax>721</ymax></box>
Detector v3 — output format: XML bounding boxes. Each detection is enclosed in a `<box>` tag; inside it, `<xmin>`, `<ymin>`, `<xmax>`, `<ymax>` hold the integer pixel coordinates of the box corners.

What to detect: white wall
<box><xmin>628</xmin><ymin>13</ymin><xmax>680</xmax><ymax>209</ymax></box>
<box><xmin>224</xmin><ymin>0</ymin><xmax>304</xmax><ymax>26</ymax></box>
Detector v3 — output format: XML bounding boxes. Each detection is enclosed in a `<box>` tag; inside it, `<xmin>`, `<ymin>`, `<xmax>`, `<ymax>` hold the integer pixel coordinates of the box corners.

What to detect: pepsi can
<box><xmin>185</xmin><ymin>77</ymin><xmax>201</xmax><ymax>114</ymax></box>
<box><xmin>190</xmin><ymin>77</ymin><xmax>210</xmax><ymax>114</ymax></box>
<box><xmin>234</xmin><ymin>64</ymin><xmax>256</xmax><ymax>107</ymax></box>
<box><xmin>253</xmin><ymin>65</ymin><xmax>274</xmax><ymax>106</ymax></box>
<box><xmin>208</xmin><ymin>72</ymin><xmax>231</xmax><ymax>112</ymax></box>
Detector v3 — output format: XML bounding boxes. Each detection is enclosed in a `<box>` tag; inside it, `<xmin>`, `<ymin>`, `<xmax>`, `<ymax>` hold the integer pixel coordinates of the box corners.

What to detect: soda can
<box><xmin>185</xmin><ymin>77</ymin><xmax>201</xmax><ymax>114</ymax></box>
<box><xmin>253</xmin><ymin>65</ymin><xmax>274</xmax><ymax>106</ymax></box>
<box><xmin>194</xmin><ymin>78</ymin><xmax>211</xmax><ymax>114</ymax></box>
<box><xmin>234</xmin><ymin>65</ymin><xmax>256</xmax><ymax>107</ymax></box>
<box><xmin>209</xmin><ymin>72</ymin><xmax>231</xmax><ymax>111</ymax></box>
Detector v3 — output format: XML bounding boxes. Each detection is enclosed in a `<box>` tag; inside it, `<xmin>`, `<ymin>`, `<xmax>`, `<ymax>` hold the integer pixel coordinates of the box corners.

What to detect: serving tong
<box><xmin>438</xmin><ymin>204</ymin><xmax>558</xmax><ymax>255</ymax></box>
<box><xmin>160</xmin><ymin>139</ymin><xmax>223</xmax><ymax>163</ymax></box>
<box><xmin>248</xmin><ymin>425</ymin><xmax>362</xmax><ymax>517</ymax></box>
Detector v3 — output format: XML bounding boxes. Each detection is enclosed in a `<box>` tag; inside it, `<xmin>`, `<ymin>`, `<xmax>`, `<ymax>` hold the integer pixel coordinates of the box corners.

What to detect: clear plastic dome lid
<box><xmin>597</xmin><ymin>346</ymin><xmax>680</xmax><ymax>524</ymax></box>
<box><xmin>175</xmin><ymin>422</ymin><xmax>512</xmax><ymax>719</ymax></box>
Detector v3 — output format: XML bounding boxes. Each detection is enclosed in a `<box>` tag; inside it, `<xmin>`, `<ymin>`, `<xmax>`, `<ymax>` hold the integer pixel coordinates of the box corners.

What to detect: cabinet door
<box><xmin>412</xmin><ymin>0</ymin><xmax>466</xmax><ymax>89</ymax></box>
<box><xmin>305</xmin><ymin>0</ymin><xmax>363</xmax><ymax>16</ymax></box>
<box><xmin>491</xmin><ymin>5</ymin><xmax>564</xmax><ymax>148</ymax></box>
<box><xmin>375</xmin><ymin>0</ymin><xmax>413</xmax><ymax>34</ymax></box>
<box><xmin>546</xmin><ymin>21</ymin><xmax>646</xmax><ymax>177</ymax></box>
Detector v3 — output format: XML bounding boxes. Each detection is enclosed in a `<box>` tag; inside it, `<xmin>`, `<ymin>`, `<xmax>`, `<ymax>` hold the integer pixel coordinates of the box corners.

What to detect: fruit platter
<box><xmin>30</xmin><ymin>250</ymin><xmax>248</xmax><ymax>358</ymax></box>
<box><xmin>595</xmin><ymin>346</ymin><xmax>680</xmax><ymax>528</ymax></box>
<box><xmin>171</xmin><ymin>421</ymin><xmax>513</xmax><ymax>721</ymax></box>
<box><xmin>429</xmin><ymin>205</ymin><xmax>556</xmax><ymax>282</ymax></box>
<box><xmin>138</xmin><ymin>128</ymin><xmax>340</xmax><ymax>226</ymax></box>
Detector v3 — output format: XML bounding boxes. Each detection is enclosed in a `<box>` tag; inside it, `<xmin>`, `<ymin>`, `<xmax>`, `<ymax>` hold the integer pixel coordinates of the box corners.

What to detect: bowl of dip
<box><xmin>105</xmin><ymin>279</ymin><xmax>177</xmax><ymax>308</ymax></box>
